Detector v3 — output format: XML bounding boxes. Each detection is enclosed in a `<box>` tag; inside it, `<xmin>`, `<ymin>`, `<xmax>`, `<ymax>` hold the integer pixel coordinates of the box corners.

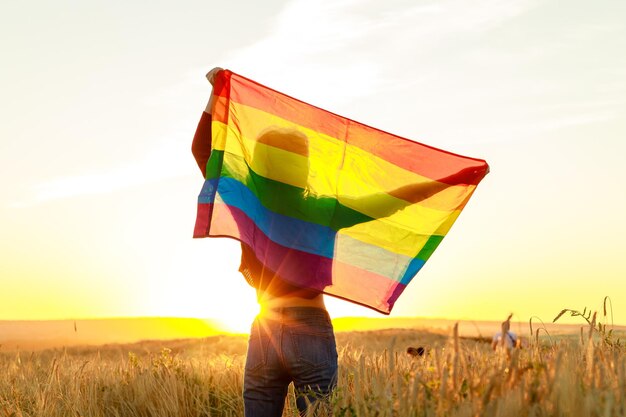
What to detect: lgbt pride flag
<box><xmin>194</xmin><ymin>70</ymin><xmax>489</xmax><ymax>314</ymax></box>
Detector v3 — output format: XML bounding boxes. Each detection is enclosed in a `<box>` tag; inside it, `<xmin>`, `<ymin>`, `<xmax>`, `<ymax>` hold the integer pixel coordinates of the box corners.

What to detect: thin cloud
<box><xmin>220</xmin><ymin>0</ymin><xmax>539</xmax><ymax>104</ymax></box>
<box><xmin>10</xmin><ymin>136</ymin><xmax>193</xmax><ymax>207</ymax></box>
<box><xmin>217</xmin><ymin>0</ymin><xmax>625</xmax><ymax>149</ymax></box>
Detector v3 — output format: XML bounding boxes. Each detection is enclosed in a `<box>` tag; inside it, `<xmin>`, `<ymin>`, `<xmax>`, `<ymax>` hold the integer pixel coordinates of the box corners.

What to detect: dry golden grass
<box><xmin>1</xmin><ymin>325</ymin><xmax>625</xmax><ymax>416</ymax></box>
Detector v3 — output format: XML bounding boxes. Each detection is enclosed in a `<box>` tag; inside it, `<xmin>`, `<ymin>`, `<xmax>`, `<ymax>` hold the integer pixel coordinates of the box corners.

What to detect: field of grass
<box><xmin>1</xmin><ymin>320</ymin><xmax>625</xmax><ymax>417</ymax></box>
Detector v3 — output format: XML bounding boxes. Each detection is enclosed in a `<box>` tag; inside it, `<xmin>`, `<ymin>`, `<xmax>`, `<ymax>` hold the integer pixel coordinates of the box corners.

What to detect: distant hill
<box><xmin>332</xmin><ymin>316</ymin><xmax>595</xmax><ymax>336</ymax></box>
<box><xmin>2</xmin><ymin>316</ymin><xmax>623</xmax><ymax>351</ymax></box>
<box><xmin>0</xmin><ymin>318</ymin><xmax>223</xmax><ymax>351</ymax></box>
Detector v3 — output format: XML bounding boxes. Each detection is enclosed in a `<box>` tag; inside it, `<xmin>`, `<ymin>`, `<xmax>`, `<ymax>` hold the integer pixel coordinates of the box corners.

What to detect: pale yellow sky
<box><xmin>1</xmin><ymin>0</ymin><xmax>625</xmax><ymax>331</ymax></box>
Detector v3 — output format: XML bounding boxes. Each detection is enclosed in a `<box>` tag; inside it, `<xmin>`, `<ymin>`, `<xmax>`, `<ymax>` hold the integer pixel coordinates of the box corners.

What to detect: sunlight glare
<box><xmin>216</xmin><ymin>302</ymin><xmax>259</xmax><ymax>334</ymax></box>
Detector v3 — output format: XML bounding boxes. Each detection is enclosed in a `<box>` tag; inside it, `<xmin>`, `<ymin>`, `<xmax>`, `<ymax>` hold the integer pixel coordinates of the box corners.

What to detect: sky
<box><xmin>1</xmin><ymin>0</ymin><xmax>625</xmax><ymax>332</ymax></box>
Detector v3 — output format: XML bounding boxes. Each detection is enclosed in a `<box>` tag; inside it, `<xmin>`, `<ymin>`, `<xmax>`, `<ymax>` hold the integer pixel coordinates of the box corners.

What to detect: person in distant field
<box><xmin>491</xmin><ymin>331</ymin><xmax>518</xmax><ymax>350</ymax></box>
<box><xmin>491</xmin><ymin>313</ymin><xmax>519</xmax><ymax>351</ymax></box>
<box><xmin>192</xmin><ymin>67</ymin><xmax>337</xmax><ymax>417</ymax></box>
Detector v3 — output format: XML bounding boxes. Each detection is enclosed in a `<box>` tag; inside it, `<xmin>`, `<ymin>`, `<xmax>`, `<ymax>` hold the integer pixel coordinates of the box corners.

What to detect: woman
<box><xmin>192</xmin><ymin>67</ymin><xmax>337</xmax><ymax>417</ymax></box>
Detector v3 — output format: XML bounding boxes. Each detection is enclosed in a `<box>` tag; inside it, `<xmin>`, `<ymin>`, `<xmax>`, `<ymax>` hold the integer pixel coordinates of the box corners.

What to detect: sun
<box><xmin>215</xmin><ymin>302</ymin><xmax>260</xmax><ymax>334</ymax></box>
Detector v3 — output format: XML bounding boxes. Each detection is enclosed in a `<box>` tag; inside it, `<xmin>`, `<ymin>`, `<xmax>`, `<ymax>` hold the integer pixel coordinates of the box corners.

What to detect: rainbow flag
<box><xmin>194</xmin><ymin>70</ymin><xmax>489</xmax><ymax>314</ymax></box>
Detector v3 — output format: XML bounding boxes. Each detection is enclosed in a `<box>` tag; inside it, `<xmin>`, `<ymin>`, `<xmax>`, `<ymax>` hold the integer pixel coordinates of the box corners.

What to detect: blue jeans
<box><xmin>243</xmin><ymin>307</ymin><xmax>338</xmax><ymax>417</ymax></box>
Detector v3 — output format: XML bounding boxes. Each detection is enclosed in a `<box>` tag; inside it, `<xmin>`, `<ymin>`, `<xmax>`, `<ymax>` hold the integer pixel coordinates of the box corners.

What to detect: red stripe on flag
<box><xmin>211</xmin><ymin>70</ymin><xmax>489</xmax><ymax>186</ymax></box>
